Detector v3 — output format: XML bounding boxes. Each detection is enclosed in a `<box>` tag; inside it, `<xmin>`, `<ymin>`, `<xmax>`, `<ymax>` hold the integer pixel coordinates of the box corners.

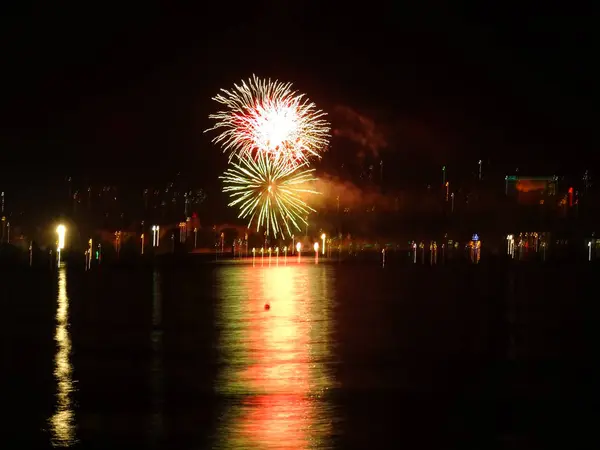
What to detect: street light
<box><xmin>57</xmin><ymin>225</ymin><xmax>66</xmax><ymax>250</ymax></box>
<box><xmin>87</xmin><ymin>238</ymin><xmax>93</xmax><ymax>270</ymax></box>
<box><xmin>321</xmin><ymin>233</ymin><xmax>326</xmax><ymax>255</ymax></box>
<box><xmin>507</xmin><ymin>234</ymin><xmax>515</xmax><ymax>257</ymax></box>
<box><xmin>56</xmin><ymin>225</ymin><xmax>66</xmax><ymax>265</ymax></box>
<box><xmin>152</xmin><ymin>225</ymin><xmax>160</xmax><ymax>247</ymax></box>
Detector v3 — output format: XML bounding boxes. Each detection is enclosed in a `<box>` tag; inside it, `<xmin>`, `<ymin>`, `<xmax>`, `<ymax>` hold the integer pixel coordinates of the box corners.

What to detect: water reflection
<box><xmin>49</xmin><ymin>265</ymin><xmax>76</xmax><ymax>446</ymax></box>
<box><xmin>148</xmin><ymin>267</ymin><xmax>164</xmax><ymax>446</ymax></box>
<box><xmin>215</xmin><ymin>264</ymin><xmax>336</xmax><ymax>448</ymax></box>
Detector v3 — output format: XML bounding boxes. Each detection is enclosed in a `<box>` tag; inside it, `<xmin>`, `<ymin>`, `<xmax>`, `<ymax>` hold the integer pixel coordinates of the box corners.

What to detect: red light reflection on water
<box><xmin>216</xmin><ymin>264</ymin><xmax>332</xmax><ymax>449</ymax></box>
<box><xmin>240</xmin><ymin>267</ymin><xmax>311</xmax><ymax>446</ymax></box>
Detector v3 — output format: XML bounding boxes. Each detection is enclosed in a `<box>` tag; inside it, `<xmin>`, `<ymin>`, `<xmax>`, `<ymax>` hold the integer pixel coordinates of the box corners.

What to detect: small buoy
<box><xmin>264</xmin><ymin>303</ymin><xmax>270</xmax><ymax>310</ymax></box>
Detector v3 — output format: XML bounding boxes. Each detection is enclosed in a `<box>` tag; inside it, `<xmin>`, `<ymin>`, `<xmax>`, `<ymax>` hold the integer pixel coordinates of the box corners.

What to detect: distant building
<box><xmin>505</xmin><ymin>175</ymin><xmax>558</xmax><ymax>205</ymax></box>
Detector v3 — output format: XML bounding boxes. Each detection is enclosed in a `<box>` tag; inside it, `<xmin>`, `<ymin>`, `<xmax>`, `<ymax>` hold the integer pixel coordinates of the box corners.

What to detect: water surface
<box><xmin>2</xmin><ymin>259</ymin><xmax>599</xmax><ymax>448</ymax></box>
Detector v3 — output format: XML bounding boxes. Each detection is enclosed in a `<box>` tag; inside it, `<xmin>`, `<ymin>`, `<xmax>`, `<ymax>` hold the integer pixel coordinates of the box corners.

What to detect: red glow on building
<box><xmin>516</xmin><ymin>180</ymin><xmax>547</xmax><ymax>193</ymax></box>
<box><xmin>568</xmin><ymin>187</ymin><xmax>573</xmax><ymax>207</ymax></box>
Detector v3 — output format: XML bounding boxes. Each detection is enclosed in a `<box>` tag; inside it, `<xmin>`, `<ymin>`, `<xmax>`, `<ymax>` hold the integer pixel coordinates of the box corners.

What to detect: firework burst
<box><xmin>206</xmin><ymin>75</ymin><xmax>330</xmax><ymax>167</ymax></box>
<box><xmin>220</xmin><ymin>151</ymin><xmax>318</xmax><ymax>238</ymax></box>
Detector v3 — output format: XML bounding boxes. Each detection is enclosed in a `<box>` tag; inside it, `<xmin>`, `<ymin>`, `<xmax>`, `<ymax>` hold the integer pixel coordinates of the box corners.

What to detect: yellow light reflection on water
<box><xmin>148</xmin><ymin>267</ymin><xmax>164</xmax><ymax>443</ymax></box>
<box><xmin>49</xmin><ymin>265</ymin><xmax>76</xmax><ymax>446</ymax></box>
<box><xmin>215</xmin><ymin>264</ymin><xmax>335</xmax><ymax>449</ymax></box>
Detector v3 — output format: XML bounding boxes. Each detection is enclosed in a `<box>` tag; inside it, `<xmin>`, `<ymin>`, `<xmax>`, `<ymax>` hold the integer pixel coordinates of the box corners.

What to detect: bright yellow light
<box><xmin>296</xmin><ymin>242</ymin><xmax>302</xmax><ymax>252</ymax></box>
<box><xmin>313</xmin><ymin>242</ymin><xmax>319</xmax><ymax>252</ymax></box>
<box><xmin>56</xmin><ymin>225</ymin><xmax>66</xmax><ymax>250</ymax></box>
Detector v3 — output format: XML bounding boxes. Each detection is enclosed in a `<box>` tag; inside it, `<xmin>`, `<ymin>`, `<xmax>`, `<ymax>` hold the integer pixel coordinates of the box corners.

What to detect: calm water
<box><xmin>2</xmin><ymin>258</ymin><xmax>600</xmax><ymax>448</ymax></box>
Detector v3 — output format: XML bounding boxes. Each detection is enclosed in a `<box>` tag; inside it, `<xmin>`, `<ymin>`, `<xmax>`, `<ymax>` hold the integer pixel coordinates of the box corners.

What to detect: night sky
<box><xmin>0</xmin><ymin>3</ymin><xmax>597</xmax><ymax>203</ymax></box>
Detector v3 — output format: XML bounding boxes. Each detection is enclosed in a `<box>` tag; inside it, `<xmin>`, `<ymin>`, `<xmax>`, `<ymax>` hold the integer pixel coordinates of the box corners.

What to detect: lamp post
<box><xmin>321</xmin><ymin>233</ymin><xmax>326</xmax><ymax>256</ymax></box>
<box><xmin>88</xmin><ymin>238</ymin><xmax>93</xmax><ymax>270</ymax></box>
<box><xmin>507</xmin><ymin>234</ymin><xmax>514</xmax><ymax>257</ymax></box>
<box><xmin>56</xmin><ymin>225</ymin><xmax>66</xmax><ymax>266</ymax></box>
<box><xmin>152</xmin><ymin>225</ymin><xmax>160</xmax><ymax>247</ymax></box>
<box><xmin>115</xmin><ymin>231</ymin><xmax>121</xmax><ymax>258</ymax></box>
<box><xmin>141</xmin><ymin>233</ymin><xmax>145</xmax><ymax>254</ymax></box>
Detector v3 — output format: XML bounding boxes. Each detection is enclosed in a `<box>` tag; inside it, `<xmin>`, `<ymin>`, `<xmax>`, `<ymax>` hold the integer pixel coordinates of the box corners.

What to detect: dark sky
<box><xmin>0</xmin><ymin>3</ymin><xmax>597</xmax><ymax>193</ymax></box>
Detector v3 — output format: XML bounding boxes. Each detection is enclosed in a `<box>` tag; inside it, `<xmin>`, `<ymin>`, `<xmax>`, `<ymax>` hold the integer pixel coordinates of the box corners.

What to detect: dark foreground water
<box><xmin>2</xmin><ymin>258</ymin><xmax>600</xmax><ymax>448</ymax></box>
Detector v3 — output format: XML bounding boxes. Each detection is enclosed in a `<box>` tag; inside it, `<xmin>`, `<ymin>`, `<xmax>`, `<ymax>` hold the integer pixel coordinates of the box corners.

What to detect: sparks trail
<box><xmin>206</xmin><ymin>75</ymin><xmax>330</xmax><ymax>168</ymax></box>
<box><xmin>220</xmin><ymin>151</ymin><xmax>319</xmax><ymax>238</ymax></box>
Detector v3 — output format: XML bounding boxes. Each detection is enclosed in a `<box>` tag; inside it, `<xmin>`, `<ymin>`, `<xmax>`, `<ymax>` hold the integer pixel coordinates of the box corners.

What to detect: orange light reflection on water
<box><xmin>215</xmin><ymin>264</ymin><xmax>334</xmax><ymax>449</ymax></box>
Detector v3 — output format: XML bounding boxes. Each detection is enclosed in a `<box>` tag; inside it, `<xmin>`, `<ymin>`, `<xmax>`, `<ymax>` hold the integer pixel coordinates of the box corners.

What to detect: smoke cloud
<box><xmin>312</xmin><ymin>173</ymin><xmax>396</xmax><ymax>212</ymax></box>
<box><xmin>310</xmin><ymin>104</ymin><xmax>454</xmax><ymax>215</ymax></box>
<box><xmin>331</xmin><ymin>104</ymin><xmax>457</xmax><ymax>166</ymax></box>
<box><xmin>331</xmin><ymin>105</ymin><xmax>387</xmax><ymax>158</ymax></box>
